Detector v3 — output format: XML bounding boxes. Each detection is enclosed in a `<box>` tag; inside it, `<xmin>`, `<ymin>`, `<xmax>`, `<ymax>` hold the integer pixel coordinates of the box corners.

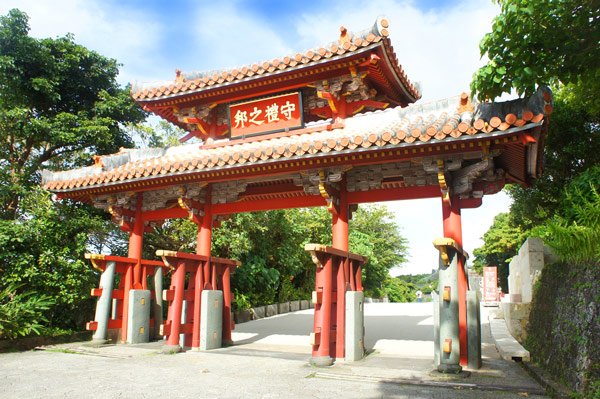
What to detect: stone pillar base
<box><xmin>437</xmin><ymin>363</ymin><xmax>463</xmax><ymax>374</ymax></box>
<box><xmin>160</xmin><ymin>344</ymin><xmax>182</xmax><ymax>354</ymax></box>
<box><xmin>89</xmin><ymin>338</ymin><xmax>110</xmax><ymax>346</ymax></box>
<box><xmin>310</xmin><ymin>356</ymin><xmax>334</xmax><ymax>367</ymax></box>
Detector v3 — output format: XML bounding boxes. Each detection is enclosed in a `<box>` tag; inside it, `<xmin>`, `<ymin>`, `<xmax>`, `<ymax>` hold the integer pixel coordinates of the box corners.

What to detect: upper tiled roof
<box><xmin>42</xmin><ymin>88</ymin><xmax>553</xmax><ymax>193</ymax></box>
<box><xmin>131</xmin><ymin>17</ymin><xmax>421</xmax><ymax>103</ymax></box>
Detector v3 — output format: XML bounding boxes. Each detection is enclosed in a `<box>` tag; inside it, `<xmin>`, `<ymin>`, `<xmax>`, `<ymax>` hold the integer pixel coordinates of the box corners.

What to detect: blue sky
<box><xmin>1</xmin><ymin>0</ymin><xmax>509</xmax><ymax>275</ymax></box>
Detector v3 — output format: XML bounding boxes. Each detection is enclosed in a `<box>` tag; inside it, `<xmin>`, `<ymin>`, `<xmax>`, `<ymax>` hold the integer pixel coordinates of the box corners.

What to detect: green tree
<box><xmin>350</xmin><ymin>205</ymin><xmax>408</xmax><ymax>297</ymax></box>
<box><xmin>0</xmin><ymin>283</ymin><xmax>54</xmax><ymax>340</ymax></box>
<box><xmin>0</xmin><ymin>188</ymin><xmax>119</xmax><ymax>330</ymax></box>
<box><xmin>145</xmin><ymin>205</ymin><xmax>408</xmax><ymax>306</ymax></box>
<box><xmin>471</xmin><ymin>0</ymin><xmax>600</xmax><ymax>101</ymax></box>
<box><xmin>0</xmin><ymin>9</ymin><xmax>145</xmax><ymax>335</ymax></box>
<box><xmin>533</xmin><ymin>166</ymin><xmax>600</xmax><ymax>264</ymax></box>
<box><xmin>507</xmin><ymin>87</ymin><xmax>600</xmax><ymax>230</ymax></box>
<box><xmin>472</xmin><ymin>0</ymin><xmax>600</xmax><ymax>282</ymax></box>
<box><xmin>473</xmin><ymin>213</ymin><xmax>526</xmax><ymax>292</ymax></box>
<box><xmin>384</xmin><ymin>277</ymin><xmax>416</xmax><ymax>303</ymax></box>
<box><xmin>0</xmin><ymin>9</ymin><xmax>145</xmax><ymax>220</ymax></box>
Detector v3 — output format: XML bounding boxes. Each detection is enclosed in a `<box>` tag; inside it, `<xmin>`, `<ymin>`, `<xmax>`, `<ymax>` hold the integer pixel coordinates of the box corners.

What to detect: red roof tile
<box><xmin>42</xmin><ymin>88</ymin><xmax>553</xmax><ymax>194</ymax></box>
<box><xmin>131</xmin><ymin>17</ymin><xmax>420</xmax><ymax>104</ymax></box>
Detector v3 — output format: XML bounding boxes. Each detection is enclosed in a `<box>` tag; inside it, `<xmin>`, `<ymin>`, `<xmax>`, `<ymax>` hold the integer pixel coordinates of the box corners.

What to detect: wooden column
<box><xmin>121</xmin><ymin>193</ymin><xmax>144</xmax><ymax>343</ymax></box>
<box><xmin>222</xmin><ymin>265</ymin><xmax>233</xmax><ymax>345</ymax></box>
<box><xmin>332</xmin><ymin>179</ymin><xmax>348</xmax><ymax>359</ymax></box>
<box><xmin>192</xmin><ymin>186</ymin><xmax>212</xmax><ymax>350</ymax></box>
<box><xmin>196</xmin><ymin>186</ymin><xmax>212</xmax><ymax>258</ymax></box>
<box><xmin>312</xmin><ymin>256</ymin><xmax>334</xmax><ymax>365</ymax></box>
<box><xmin>332</xmin><ymin>180</ymin><xmax>349</xmax><ymax>251</ymax></box>
<box><xmin>166</xmin><ymin>259</ymin><xmax>186</xmax><ymax>350</ymax></box>
<box><xmin>442</xmin><ymin>196</ymin><xmax>468</xmax><ymax>366</ymax></box>
<box><xmin>129</xmin><ymin>193</ymin><xmax>144</xmax><ymax>287</ymax></box>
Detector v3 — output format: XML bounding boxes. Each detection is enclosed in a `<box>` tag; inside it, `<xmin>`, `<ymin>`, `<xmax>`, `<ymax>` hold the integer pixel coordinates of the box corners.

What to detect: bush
<box><xmin>0</xmin><ymin>284</ymin><xmax>54</xmax><ymax>340</ymax></box>
<box><xmin>384</xmin><ymin>277</ymin><xmax>416</xmax><ymax>303</ymax></box>
<box><xmin>232</xmin><ymin>292</ymin><xmax>252</xmax><ymax>311</ymax></box>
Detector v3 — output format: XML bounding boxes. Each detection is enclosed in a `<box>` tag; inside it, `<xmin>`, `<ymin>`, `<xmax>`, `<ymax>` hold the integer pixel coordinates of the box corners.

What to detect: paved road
<box><xmin>0</xmin><ymin>303</ymin><xmax>548</xmax><ymax>398</ymax></box>
<box><xmin>233</xmin><ymin>302</ymin><xmax>436</xmax><ymax>357</ymax></box>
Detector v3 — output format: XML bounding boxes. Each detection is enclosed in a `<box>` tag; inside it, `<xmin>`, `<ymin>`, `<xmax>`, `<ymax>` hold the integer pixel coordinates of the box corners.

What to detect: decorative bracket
<box><xmin>177</xmin><ymin>197</ymin><xmax>205</xmax><ymax>225</ymax></box>
<box><xmin>437</xmin><ymin>159</ymin><xmax>450</xmax><ymax>203</ymax></box>
<box><xmin>174</xmin><ymin>104</ymin><xmax>229</xmax><ymax>142</ymax></box>
<box><xmin>318</xmin><ymin>170</ymin><xmax>340</xmax><ymax>215</ymax></box>
<box><xmin>85</xmin><ymin>253</ymin><xmax>105</xmax><ymax>272</ymax></box>
<box><xmin>432</xmin><ymin>237</ymin><xmax>469</xmax><ymax>266</ymax></box>
<box><xmin>107</xmin><ymin>205</ymin><xmax>134</xmax><ymax>232</ymax></box>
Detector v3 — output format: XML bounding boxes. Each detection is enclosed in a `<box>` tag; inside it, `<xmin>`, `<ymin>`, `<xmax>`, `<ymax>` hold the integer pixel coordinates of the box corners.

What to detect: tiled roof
<box><xmin>131</xmin><ymin>17</ymin><xmax>420</xmax><ymax>103</ymax></box>
<box><xmin>42</xmin><ymin>88</ymin><xmax>552</xmax><ymax>193</ymax></box>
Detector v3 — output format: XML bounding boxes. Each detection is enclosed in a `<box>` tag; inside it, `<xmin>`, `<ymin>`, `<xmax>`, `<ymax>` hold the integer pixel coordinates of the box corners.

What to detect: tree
<box><xmin>350</xmin><ymin>205</ymin><xmax>408</xmax><ymax>296</ymax></box>
<box><xmin>472</xmin><ymin>0</ymin><xmax>600</xmax><ymax>282</ymax></box>
<box><xmin>0</xmin><ymin>9</ymin><xmax>146</xmax><ymax>220</ymax></box>
<box><xmin>144</xmin><ymin>205</ymin><xmax>409</xmax><ymax>306</ymax></box>
<box><xmin>384</xmin><ymin>277</ymin><xmax>416</xmax><ymax>303</ymax></box>
<box><xmin>0</xmin><ymin>283</ymin><xmax>54</xmax><ymax>340</ymax></box>
<box><xmin>473</xmin><ymin>213</ymin><xmax>527</xmax><ymax>292</ymax></box>
<box><xmin>471</xmin><ymin>0</ymin><xmax>600</xmax><ymax>101</ymax></box>
<box><xmin>533</xmin><ymin>166</ymin><xmax>600</xmax><ymax>264</ymax></box>
<box><xmin>507</xmin><ymin>85</ymin><xmax>600</xmax><ymax>228</ymax></box>
<box><xmin>0</xmin><ymin>9</ymin><xmax>145</xmax><ymax>334</ymax></box>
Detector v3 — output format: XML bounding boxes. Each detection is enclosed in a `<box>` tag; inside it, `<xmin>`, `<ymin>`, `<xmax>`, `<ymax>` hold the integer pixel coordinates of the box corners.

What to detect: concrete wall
<box><xmin>508</xmin><ymin>237</ymin><xmax>555</xmax><ymax>303</ymax></box>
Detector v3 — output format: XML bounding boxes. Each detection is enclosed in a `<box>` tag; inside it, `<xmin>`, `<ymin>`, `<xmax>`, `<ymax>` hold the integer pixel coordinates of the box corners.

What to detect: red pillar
<box><xmin>122</xmin><ymin>192</ymin><xmax>143</xmax><ymax>342</ymax></box>
<box><xmin>196</xmin><ymin>187</ymin><xmax>212</xmax><ymax>257</ymax></box>
<box><xmin>332</xmin><ymin>180</ymin><xmax>348</xmax><ymax>359</ymax></box>
<box><xmin>192</xmin><ymin>186</ymin><xmax>214</xmax><ymax>349</ymax></box>
<box><xmin>166</xmin><ymin>260</ymin><xmax>186</xmax><ymax>348</ymax></box>
<box><xmin>120</xmin><ymin>264</ymin><xmax>133</xmax><ymax>343</ymax></box>
<box><xmin>442</xmin><ymin>196</ymin><xmax>468</xmax><ymax>366</ymax></box>
<box><xmin>332</xmin><ymin>181</ymin><xmax>349</xmax><ymax>251</ymax></box>
<box><xmin>129</xmin><ymin>193</ymin><xmax>144</xmax><ymax>287</ymax></box>
<box><xmin>222</xmin><ymin>265</ymin><xmax>233</xmax><ymax>344</ymax></box>
<box><xmin>313</xmin><ymin>257</ymin><xmax>333</xmax><ymax>362</ymax></box>
<box><xmin>191</xmin><ymin>266</ymin><xmax>203</xmax><ymax>349</ymax></box>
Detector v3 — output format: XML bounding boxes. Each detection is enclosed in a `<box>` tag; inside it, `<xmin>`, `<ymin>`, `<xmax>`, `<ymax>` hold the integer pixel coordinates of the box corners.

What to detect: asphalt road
<box><xmin>233</xmin><ymin>302</ymin><xmax>436</xmax><ymax>357</ymax></box>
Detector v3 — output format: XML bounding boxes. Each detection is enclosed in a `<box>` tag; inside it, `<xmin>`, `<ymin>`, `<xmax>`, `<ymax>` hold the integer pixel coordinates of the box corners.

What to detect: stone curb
<box><xmin>489</xmin><ymin>316</ymin><xmax>530</xmax><ymax>361</ymax></box>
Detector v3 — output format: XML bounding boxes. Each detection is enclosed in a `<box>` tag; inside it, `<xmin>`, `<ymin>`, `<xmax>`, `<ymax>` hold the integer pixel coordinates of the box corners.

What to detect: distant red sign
<box><xmin>229</xmin><ymin>92</ymin><xmax>303</xmax><ymax>138</ymax></box>
<box><xmin>483</xmin><ymin>266</ymin><xmax>498</xmax><ymax>302</ymax></box>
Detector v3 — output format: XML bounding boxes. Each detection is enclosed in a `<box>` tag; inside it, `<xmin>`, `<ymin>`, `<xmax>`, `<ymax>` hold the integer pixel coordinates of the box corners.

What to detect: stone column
<box><xmin>91</xmin><ymin>261</ymin><xmax>115</xmax><ymax>344</ymax></box>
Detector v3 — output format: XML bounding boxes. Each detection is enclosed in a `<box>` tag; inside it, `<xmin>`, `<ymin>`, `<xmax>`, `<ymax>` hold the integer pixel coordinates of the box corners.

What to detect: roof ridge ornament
<box><xmin>339</xmin><ymin>26</ymin><xmax>351</xmax><ymax>45</ymax></box>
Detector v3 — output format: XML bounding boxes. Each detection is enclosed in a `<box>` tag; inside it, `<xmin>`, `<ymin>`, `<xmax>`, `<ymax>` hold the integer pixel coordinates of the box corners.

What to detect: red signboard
<box><xmin>483</xmin><ymin>266</ymin><xmax>498</xmax><ymax>302</ymax></box>
<box><xmin>229</xmin><ymin>92</ymin><xmax>303</xmax><ymax>138</ymax></box>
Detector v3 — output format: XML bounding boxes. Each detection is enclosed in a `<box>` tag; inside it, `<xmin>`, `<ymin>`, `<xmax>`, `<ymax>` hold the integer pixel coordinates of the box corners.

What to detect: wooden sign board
<box><xmin>229</xmin><ymin>92</ymin><xmax>303</xmax><ymax>138</ymax></box>
<box><xmin>483</xmin><ymin>266</ymin><xmax>499</xmax><ymax>302</ymax></box>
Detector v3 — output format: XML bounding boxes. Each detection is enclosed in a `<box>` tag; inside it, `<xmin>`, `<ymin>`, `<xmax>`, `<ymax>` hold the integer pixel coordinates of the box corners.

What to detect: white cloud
<box><xmin>186</xmin><ymin>2</ymin><xmax>294</xmax><ymax>73</ymax></box>
<box><xmin>293</xmin><ymin>0</ymin><xmax>498</xmax><ymax>100</ymax></box>
<box><xmin>0</xmin><ymin>0</ymin><xmax>166</xmax><ymax>84</ymax></box>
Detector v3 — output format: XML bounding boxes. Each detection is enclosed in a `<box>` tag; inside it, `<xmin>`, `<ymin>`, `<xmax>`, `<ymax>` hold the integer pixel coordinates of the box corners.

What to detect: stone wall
<box><xmin>526</xmin><ymin>260</ymin><xmax>600</xmax><ymax>395</ymax></box>
<box><xmin>503</xmin><ymin>237</ymin><xmax>556</xmax><ymax>343</ymax></box>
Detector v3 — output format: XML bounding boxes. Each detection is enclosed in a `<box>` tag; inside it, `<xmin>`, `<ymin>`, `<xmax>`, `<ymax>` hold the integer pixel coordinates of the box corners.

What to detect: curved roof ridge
<box><xmin>131</xmin><ymin>16</ymin><xmax>421</xmax><ymax>102</ymax></box>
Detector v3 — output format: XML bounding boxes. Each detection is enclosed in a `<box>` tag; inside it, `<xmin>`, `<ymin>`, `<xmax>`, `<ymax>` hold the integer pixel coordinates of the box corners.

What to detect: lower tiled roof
<box><xmin>42</xmin><ymin>88</ymin><xmax>552</xmax><ymax>193</ymax></box>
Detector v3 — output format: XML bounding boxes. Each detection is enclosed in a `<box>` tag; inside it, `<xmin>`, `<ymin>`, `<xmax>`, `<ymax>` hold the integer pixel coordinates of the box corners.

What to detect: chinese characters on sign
<box><xmin>229</xmin><ymin>92</ymin><xmax>303</xmax><ymax>138</ymax></box>
<box><xmin>483</xmin><ymin>266</ymin><xmax>499</xmax><ymax>302</ymax></box>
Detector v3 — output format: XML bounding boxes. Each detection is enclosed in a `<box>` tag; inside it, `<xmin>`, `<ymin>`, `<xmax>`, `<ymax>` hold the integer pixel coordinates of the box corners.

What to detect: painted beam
<box><xmin>347</xmin><ymin>185</ymin><xmax>440</xmax><ymax>203</ymax></box>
